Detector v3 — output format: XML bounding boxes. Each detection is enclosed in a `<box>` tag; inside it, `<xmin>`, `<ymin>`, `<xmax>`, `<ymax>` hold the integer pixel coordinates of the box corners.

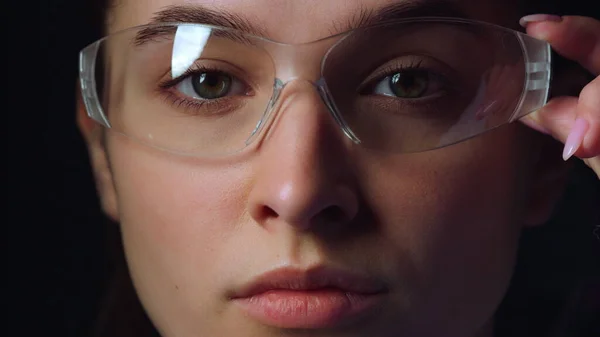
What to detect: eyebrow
<box><xmin>133</xmin><ymin>5</ymin><xmax>267</xmax><ymax>46</ymax></box>
<box><xmin>134</xmin><ymin>0</ymin><xmax>469</xmax><ymax>45</ymax></box>
<box><xmin>336</xmin><ymin>0</ymin><xmax>470</xmax><ymax>34</ymax></box>
<box><xmin>148</xmin><ymin>5</ymin><xmax>268</xmax><ymax>36</ymax></box>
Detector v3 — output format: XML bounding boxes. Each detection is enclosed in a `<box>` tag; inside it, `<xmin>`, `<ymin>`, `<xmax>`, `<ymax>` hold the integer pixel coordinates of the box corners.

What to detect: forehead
<box><xmin>109</xmin><ymin>0</ymin><xmax>520</xmax><ymax>41</ymax></box>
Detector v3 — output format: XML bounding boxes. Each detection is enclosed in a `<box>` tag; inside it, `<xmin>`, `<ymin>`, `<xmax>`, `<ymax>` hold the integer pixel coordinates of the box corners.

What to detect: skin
<box><xmin>77</xmin><ymin>0</ymin><xmax>599</xmax><ymax>336</ymax></box>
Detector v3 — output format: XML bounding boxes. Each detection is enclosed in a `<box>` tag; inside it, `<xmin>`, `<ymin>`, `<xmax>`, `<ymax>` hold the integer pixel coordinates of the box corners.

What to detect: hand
<box><xmin>518</xmin><ymin>15</ymin><xmax>600</xmax><ymax>179</ymax></box>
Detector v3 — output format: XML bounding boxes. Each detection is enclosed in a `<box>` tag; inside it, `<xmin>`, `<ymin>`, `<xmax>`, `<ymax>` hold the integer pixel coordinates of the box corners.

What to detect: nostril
<box><xmin>259</xmin><ymin>205</ymin><xmax>278</xmax><ymax>220</ymax></box>
<box><xmin>319</xmin><ymin>205</ymin><xmax>347</xmax><ymax>223</ymax></box>
<box><xmin>255</xmin><ymin>204</ymin><xmax>345</xmax><ymax>224</ymax></box>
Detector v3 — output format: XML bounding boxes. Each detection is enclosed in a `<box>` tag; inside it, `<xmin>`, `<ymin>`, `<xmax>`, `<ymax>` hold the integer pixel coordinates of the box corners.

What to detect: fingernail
<box><xmin>519</xmin><ymin>14</ymin><xmax>562</xmax><ymax>27</ymax></box>
<box><xmin>562</xmin><ymin>118</ymin><xmax>589</xmax><ymax>161</ymax></box>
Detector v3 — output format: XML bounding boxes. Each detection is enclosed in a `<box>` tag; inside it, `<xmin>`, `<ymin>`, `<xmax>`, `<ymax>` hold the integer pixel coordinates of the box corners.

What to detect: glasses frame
<box><xmin>79</xmin><ymin>17</ymin><xmax>552</xmax><ymax>156</ymax></box>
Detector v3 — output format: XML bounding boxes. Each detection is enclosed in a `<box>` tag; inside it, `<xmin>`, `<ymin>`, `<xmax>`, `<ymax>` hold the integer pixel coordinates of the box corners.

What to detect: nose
<box><xmin>247</xmin><ymin>82</ymin><xmax>359</xmax><ymax>232</ymax></box>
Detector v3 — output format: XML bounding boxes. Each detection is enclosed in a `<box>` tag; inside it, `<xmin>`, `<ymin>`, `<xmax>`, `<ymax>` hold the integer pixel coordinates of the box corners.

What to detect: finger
<box><xmin>520</xmin><ymin>96</ymin><xmax>578</xmax><ymax>140</ymax></box>
<box><xmin>521</xmin><ymin>15</ymin><xmax>600</xmax><ymax>74</ymax></box>
<box><xmin>521</xmin><ymin>76</ymin><xmax>600</xmax><ymax>159</ymax></box>
<box><xmin>576</xmin><ymin>76</ymin><xmax>600</xmax><ymax>157</ymax></box>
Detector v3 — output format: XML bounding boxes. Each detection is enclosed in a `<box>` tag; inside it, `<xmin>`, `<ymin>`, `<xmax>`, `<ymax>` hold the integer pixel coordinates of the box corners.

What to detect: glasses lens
<box><xmin>323</xmin><ymin>20</ymin><xmax>528</xmax><ymax>152</ymax></box>
<box><xmin>93</xmin><ymin>23</ymin><xmax>275</xmax><ymax>156</ymax></box>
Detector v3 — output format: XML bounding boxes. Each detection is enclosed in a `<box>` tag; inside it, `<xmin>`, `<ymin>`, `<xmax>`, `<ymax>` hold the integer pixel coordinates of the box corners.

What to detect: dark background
<box><xmin>15</xmin><ymin>1</ymin><xmax>599</xmax><ymax>336</ymax></box>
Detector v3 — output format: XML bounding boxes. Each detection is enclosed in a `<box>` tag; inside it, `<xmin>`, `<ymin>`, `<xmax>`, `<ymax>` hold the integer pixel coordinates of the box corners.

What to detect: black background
<box><xmin>14</xmin><ymin>1</ymin><xmax>600</xmax><ymax>336</ymax></box>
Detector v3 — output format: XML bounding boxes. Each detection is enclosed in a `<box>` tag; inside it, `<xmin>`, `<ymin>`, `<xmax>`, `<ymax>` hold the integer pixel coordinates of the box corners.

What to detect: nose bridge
<box><xmin>268</xmin><ymin>78</ymin><xmax>332</xmax><ymax>141</ymax></box>
<box><xmin>261</xmin><ymin>79</ymin><xmax>346</xmax><ymax>187</ymax></box>
<box><xmin>267</xmin><ymin>76</ymin><xmax>351</xmax><ymax>148</ymax></box>
<box><xmin>249</xmin><ymin>38</ymin><xmax>361</xmax><ymax>153</ymax></box>
<box><xmin>247</xmin><ymin>78</ymin><xmax>359</xmax><ymax>230</ymax></box>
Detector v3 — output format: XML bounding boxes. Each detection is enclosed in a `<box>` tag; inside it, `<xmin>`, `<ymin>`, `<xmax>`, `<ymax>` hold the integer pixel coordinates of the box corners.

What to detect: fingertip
<box><xmin>525</xmin><ymin>20</ymin><xmax>561</xmax><ymax>41</ymax></box>
<box><xmin>519</xmin><ymin>14</ymin><xmax>562</xmax><ymax>29</ymax></box>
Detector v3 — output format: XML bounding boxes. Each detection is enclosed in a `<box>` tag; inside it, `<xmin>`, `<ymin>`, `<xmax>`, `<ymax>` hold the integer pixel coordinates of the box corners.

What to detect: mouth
<box><xmin>230</xmin><ymin>266</ymin><xmax>388</xmax><ymax>329</ymax></box>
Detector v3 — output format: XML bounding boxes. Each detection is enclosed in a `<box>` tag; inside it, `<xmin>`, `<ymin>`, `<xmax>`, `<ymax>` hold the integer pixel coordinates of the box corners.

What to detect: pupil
<box><xmin>398</xmin><ymin>74</ymin><xmax>415</xmax><ymax>87</ymax></box>
<box><xmin>202</xmin><ymin>73</ymin><xmax>219</xmax><ymax>87</ymax></box>
<box><xmin>193</xmin><ymin>72</ymin><xmax>231</xmax><ymax>99</ymax></box>
<box><xmin>390</xmin><ymin>71</ymin><xmax>428</xmax><ymax>98</ymax></box>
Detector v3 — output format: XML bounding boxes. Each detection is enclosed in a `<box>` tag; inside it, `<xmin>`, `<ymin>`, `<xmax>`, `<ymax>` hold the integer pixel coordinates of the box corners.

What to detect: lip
<box><xmin>230</xmin><ymin>266</ymin><xmax>387</xmax><ymax>328</ymax></box>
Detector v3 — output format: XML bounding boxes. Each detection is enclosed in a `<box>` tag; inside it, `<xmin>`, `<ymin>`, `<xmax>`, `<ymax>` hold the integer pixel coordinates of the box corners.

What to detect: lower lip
<box><xmin>234</xmin><ymin>289</ymin><xmax>383</xmax><ymax>328</ymax></box>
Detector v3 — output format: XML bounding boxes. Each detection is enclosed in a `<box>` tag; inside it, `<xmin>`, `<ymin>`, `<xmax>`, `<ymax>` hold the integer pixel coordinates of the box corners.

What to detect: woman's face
<box><xmin>84</xmin><ymin>0</ymin><xmax>563</xmax><ymax>336</ymax></box>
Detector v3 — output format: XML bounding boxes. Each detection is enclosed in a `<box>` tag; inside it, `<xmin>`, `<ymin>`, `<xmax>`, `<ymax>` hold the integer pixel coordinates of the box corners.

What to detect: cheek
<box><xmin>107</xmin><ymin>135</ymin><xmax>251</xmax><ymax>329</ymax></box>
<box><xmin>361</xmin><ymin>127</ymin><xmax>529</xmax><ymax>334</ymax></box>
<box><xmin>113</xmin><ymin>152</ymin><xmax>247</xmax><ymax>255</ymax></box>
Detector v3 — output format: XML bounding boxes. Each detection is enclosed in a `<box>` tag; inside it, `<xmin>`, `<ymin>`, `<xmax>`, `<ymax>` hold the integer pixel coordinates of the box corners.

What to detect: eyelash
<box><xmin>156</xmin><ymin>64</ymin><xmax>250</xmax><ymax>116</ymax></box>
<box><xmin>360</xmin><ymin>59</ymin><xmax>446</xmax><ymax>94</ymax></box>
<box><xmin>357</xmin><ymin>59</ymin><xmax>458</xmax><ymax>116</ymax></box>
<box><xmin>154</xmin><ymin>59</ymin><xmax>453</xmax><ymax>116</ymax></box>
<box><xmin>377</xmin><ymin>59</ymin><xmax>425</xmax><ymax>78</ymax></box>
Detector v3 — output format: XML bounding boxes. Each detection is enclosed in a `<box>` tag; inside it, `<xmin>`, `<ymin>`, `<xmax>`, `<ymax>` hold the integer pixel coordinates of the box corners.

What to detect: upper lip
<box><xmin>230</xmin><ymin>266</ymin><xmax>388</xmax><ymax>299</ymax></box>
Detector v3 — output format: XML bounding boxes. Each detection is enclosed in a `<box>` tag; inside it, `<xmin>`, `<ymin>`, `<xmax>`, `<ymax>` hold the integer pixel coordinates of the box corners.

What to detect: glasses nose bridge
<box><xmin>269</xmin><ymin>41</ymin><xmax>332</xmax><ymax>85</ymax></box>
<box><xmin>259</xmin><ymin>40</ymin><xmax>363</xmax><ymax>146</ymax></box>
<box><xmin>260</xmin><ymin>76</ymin><xmax>360</xmax><ymax>151</ymax></box>
<box><xmin>265</xmin><ymin>76</ymin><xmax>361</xmax><ymax>147</ymax></box>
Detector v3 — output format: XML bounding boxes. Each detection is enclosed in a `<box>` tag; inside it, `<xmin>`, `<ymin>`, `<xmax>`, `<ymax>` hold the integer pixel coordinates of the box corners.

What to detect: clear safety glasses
<box><xmin>79</xmin><ymin>18</ymin><xmax>551</xmax><ymax>157</ymax></box>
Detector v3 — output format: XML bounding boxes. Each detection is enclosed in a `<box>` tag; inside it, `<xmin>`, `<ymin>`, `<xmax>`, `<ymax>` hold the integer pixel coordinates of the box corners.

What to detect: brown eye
<box><xmin>191</xmin><ymin>72</ymin><xmax>232</xmax><ymax>99</ymax></box>
<box><xmin>389</xmin><ymin>71</ymin><xmax>429</xmax><ymax>98</ymax></box>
